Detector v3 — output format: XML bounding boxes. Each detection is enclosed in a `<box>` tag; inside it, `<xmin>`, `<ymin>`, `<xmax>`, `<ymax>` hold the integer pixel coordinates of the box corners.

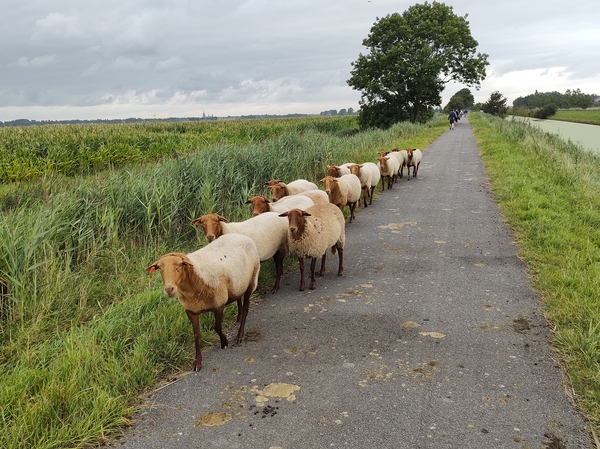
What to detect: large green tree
<box><xmin>445</xmin><ymin>88</ymin><xmax>475</xmax><ymax>112</ymax></box>
<box><xmin>347</xmin><ymin>1</ymin><xmax>489</xmax><ymax>127</ymax></box>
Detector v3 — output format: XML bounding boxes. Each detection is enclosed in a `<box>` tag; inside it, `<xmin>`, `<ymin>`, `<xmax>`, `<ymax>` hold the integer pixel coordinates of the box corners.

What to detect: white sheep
<box><xmin>377</xmin><ymin>155</ymin><xmax>400</xmax><ymax>190</ymax></box>
<box><xmin>326</xmin><ymin>163</ymin><xmax>354</xmax><ymax>177</ymax></box>
<box><xmin>348</xmin><ymin>162</ymin><xmax>381</xmax><ymax>207</ymax></box>
<box><xmin>390</xmin><ymin>149</ymin><xmax>408</xmax><ymax>179</ymax></box>
<box><xmin>296</xmin><ymin>189</ymin><xmax>330</xmax><ymax>205</ymax></box>
<box><xmin>319</xmin><ymin>174</ymin><xmax>362</xmax><ymax>223</ymax></box>
<box><xmin>244</xmin><ymin>194</ymin><xmax>314</xmax><ymax>217</ymax></box>
<box><xmin>191</xmin><ymin>212</ymin><xmax>288</xmax><ymax>294</ymax></box>
<box><xmin>405</xmin><ymin>148</ymin><xmax>423</xmax><ymax>180</ymax></box>
<box><xmin>145</xmin><ymin>233</ymin><xmax>260</xmax><ymax>371</ymax></box>
<box><xmin>279</xmin><ymin>203</ymin><xmax>345</xmax><ymax>291</ymax></box>
<box><xmin>265</xmin><ymin>179</ymin><xmax>319</xmax><ymax>201</ymax></box>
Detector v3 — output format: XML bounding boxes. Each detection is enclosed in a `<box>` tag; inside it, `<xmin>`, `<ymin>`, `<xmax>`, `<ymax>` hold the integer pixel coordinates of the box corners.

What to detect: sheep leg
<box><xmin>185</xmin><ymin>309</ymin><xmax>204</xmax><ymax>371</ymax></box>
<box><xmin>212</xmin><ymin>307</ymin><xmax>229</xmax><ymax>349</ymax></box>
<box><xmin>414</xmin><ymin>162</ymin><xmax>420</xmax><ymax>178</ymax></box>
<box><xmin>362</xmin><ymin>186</ymin><xmax>369</xmax><ymax>208</ymax></box>
<box><xmin>407</xmin><ymin>165</ymin><xmax>412</xmax><ymax>180</ymax></box>
<box><xmin>271</xmin><ymin>249</ymin><xmax>285</xmax><ymax>294</ymax></box>
<box><xmin>336</xmin><ymin>244</ymin><xmax>344</xmax><ymax>276</ymax></box>
<box><xmin>399</xmin><ymin>164</ymin><xmax>404</xmax><ymax>178</ymax></box>
<box><xmin>309</xmin><ymin>257</ymin><xmax>318</xmax><ymax>290</ymax></box>
<box><xmin>235</xmin><ymin>299</ymin><xmax>242</xmax><ymax>322</ymax></box>
<box><xmin>319</xmin><ymin>252</ymin><xmax>327</xmax><ymax>276</ymax></box>
<box><xmin>235</xmin><ymin>288</ymin><xmax>252</xmax><ymax>344</ymax></box>
<box><xmin>298</xmin><ymin>257</ymin><xmax>306</xmax><ymax>291</ymax></box>
<box><xmin>349</xmin><ymin>201</ymin><xmax>357</xmax><ymax>223</ymax></box>
<box><xmin>369</xmin><ymin>186</ymin><xmax>375</xmax><ymax>205</ymax></box>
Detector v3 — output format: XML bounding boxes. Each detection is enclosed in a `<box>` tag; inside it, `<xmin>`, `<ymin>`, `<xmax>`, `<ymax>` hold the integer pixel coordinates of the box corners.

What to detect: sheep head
<box><xmin>348</xmin><ymin>164</ymin><xmax>362</xmax><ymax>176</ymax></box>
<box><xmin>268</xmin><ymin>182</ymin><xmax>288</xmax><ymax>202</ymax></box>
<box><xmin>326</xmin><ymin>165</ymin><xmax>339</xmax><ymax>177</ymax></box>
<box><xmin>146</xmin><ymin>253</ymin><xmax>193</xmax><ymax>298</ymax></box>
<box><xmin>264</xmin><ymin>179</ymin><xmax>282</xmax><ymax>187</ymax></box>
<box><xmin>191</xmin><ymin>213</ymin><xmax>228</xmax><ymax>243</ymax></box>
<box><xmin>318</xmin><ymin>176</ymin><xmax>338</xmax><ymax>196</ymax></box>
<box><xmin>245</xmin><ymin>195</ymin><xmax>271</xmax><ymax>217</ymax></box>
<box><xmin>279</xmin><ymin>208</ymin><xmax>311</xmax><ymax>240</ymax></box>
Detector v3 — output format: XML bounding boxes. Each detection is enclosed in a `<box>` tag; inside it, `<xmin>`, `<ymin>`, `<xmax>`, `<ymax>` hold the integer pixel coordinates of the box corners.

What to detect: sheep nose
<box><xmin>290</xmin><ymin>226</ymin><xmax>297</xmax><ymax>233</ymax></box>
<box><xmin>207</xmin><ymin>235</ymin><xmax>215</xmax><ymax>243</ymax></box>
<box><xmin>164</xmin><ymin>286</ymin><xmax>176</xmax><ymax>297</ymax></box>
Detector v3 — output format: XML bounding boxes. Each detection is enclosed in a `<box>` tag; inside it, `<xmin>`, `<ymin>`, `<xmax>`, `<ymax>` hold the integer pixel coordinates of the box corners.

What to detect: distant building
<box><xmin>594</xmin><ymin>97</ymin><xmax>600</xmax><ymax>106</ymax></box>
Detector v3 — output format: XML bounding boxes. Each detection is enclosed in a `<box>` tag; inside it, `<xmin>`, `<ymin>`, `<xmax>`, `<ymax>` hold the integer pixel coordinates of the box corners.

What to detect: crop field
<box><xmin>0</xmin><ymin>115</ymin><xmax>448</xmax><ymax>449</ymax></box>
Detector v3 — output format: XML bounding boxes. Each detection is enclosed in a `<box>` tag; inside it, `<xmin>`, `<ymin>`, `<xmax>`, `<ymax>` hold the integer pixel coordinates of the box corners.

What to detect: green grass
<box><xmin>469</xmin><ymin>112</ymin><xmax>600</xmax><ymax>435</ymax></box>
<box><xmin>552</xmin><ymin>109</ymin><xmax>600</xmax><ymax>126</ymax></box>
<box><xmin>0</xmin><ymin>115</ymin><xmax>448</xmax><ymax>449</ymax></box>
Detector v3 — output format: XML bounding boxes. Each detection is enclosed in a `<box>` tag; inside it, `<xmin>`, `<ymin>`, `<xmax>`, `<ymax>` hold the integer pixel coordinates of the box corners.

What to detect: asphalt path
<box><xmin>113</xmin><ymin>116</ymin><xmax>593</xmax><ymax>449</ymax></box>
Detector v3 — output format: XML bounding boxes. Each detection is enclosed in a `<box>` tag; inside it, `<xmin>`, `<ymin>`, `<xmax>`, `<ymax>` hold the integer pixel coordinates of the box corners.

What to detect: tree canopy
<box><xmin>513</xmin><ymin>89</ymin><xmax>595</xmax><ymax>109</ymax></box>
<box><xmin>347</xmin><ymin>1</ymin><xmax>489</xmax><ymax>128</ymax></box>
<box><xmin>482</xmin><ymin>91</ymin><xmax>508</xmax><ymax>117</ymax></box>
<box><xmin>445</xmin><ymin>88</ymin><xmax>475</xmax><ymax>112</ymax></box>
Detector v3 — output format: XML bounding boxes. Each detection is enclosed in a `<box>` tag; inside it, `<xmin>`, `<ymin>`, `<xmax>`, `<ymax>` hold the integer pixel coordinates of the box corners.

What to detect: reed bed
<box><xmin>0</xmin><ymin>115</ymin><xmax>447</xmax><ymax>449</ymax></box>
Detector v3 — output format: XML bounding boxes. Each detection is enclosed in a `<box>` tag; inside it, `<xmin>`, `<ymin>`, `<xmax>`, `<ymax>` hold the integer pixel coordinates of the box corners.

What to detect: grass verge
<box><xmin>469</xmin><ymin>112</ymin><xmax>600</xmax><ymax>435</ymax></box>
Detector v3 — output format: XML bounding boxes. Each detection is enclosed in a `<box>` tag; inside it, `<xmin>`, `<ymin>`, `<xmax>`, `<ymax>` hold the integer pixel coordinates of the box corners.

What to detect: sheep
<box><xmin>278</xmin><ymin>203</ymin><xmax>345</xmax><ymax>291</ymax></box>
<box><xmin>319</xmin><ymin>174</ymin><xmax>362</xmax><ymax>223</ymax></box>
<box><xmin>265</xmin><ymin>179</ymin><xmax>319</xmax><ymax>201</ymax></box>
<box><xmin>296</xmin><ymin>189</ymin><xmax>330</xmax><ymax>205</ymax></box>
<box><xmin>191</xmin><ymin>212</ymin><xmax>288</xmax><ymax>294</ymax></box>
<box><xmin>326</xmin><ymin>163</ymin><xmax>354</xmax><ymax>177</ymax></box>
<box><xmin>377</xmin><ymin>155</ymin><xmax>400</xmax><ymax>190</ymax></box>
<box><xmin>145</xmin><ymin>233</ymin><xmax>260</xmax><ymax>371</ymax></box>
<box><xmin>405</xmin><ymin>148</ymin><xmax>423</xmax><ymax>180</ymax></box>
<box><xmin>348</xmin><ymin>162</ymin><xmax>381</xmax><ymax>207</ymax></box>
<box><xmin>245</xmin><ymin>194</ymin><xmax>314</xmax><ymax>217</ymax></box>
<box><xmin>390</xmin><ymin>148</ymin><xmax>408</xmax><ymax>179</ymax></box>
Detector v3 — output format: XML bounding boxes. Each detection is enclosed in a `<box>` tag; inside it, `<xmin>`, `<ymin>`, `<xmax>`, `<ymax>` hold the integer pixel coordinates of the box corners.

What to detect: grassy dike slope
<box><xmin>0</xmin><ymin>116</ymin><xmax>447</xmax><ymax>449</ymax></box>
<box><xmin>470</xmin><ymin>112</ymin><xmax>600</xmax><ymax>436</ymax></box>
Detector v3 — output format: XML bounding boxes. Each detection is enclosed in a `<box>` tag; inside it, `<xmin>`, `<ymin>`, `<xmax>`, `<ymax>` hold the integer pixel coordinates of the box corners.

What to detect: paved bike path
<box><xmin>114</xmin><ymin>116</ymin><xmax>593</xmax><ymax>448</ymax></box>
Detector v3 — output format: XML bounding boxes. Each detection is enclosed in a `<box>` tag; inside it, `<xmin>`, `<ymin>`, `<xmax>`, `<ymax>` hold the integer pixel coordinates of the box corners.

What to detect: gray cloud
<box><xmin>1</xmin><ymin>0</ymin><xmax>598</xmax><ymax>120</ymax></box>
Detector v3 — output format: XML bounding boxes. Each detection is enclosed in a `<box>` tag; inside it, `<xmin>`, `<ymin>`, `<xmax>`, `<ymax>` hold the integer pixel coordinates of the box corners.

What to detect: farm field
<box><xmin>0</xmin><ymin>115</ymin><xmax>449</xmax><ymax>449</ymax></box>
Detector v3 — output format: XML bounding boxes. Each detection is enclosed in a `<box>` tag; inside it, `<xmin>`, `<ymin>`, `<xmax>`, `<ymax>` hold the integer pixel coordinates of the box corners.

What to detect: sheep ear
<box><xmin>217</xmin><ymin>215</ymin><xmax>229</xmax><ymax>223</ymax></box>
<box><xmin>191</xmin><ymin>218</ymin><xmax>201</xmax><ymax>226</ymax></box>
<box><xmin>302</xmin><ymin>211</ymin><xmax>312</xmax><ymax>217</ymax></box>
<box><xmin>179</xmin><ymin>256</ymin><xmax>193</xmax><ymax>268</ymax></box>
<box><xmin>318</xmin><ymin>178</ymin><xmax>325</xmax><ymax>184</ymax></box>
<box><xmin>278</xmin><ymin>211</ymin><xmax>289</xmax><ymax>217</ymax></box>
<box><xmin>244</xmin><ymin>198</ymin><xmax>252</xmax><ymax>204</ymax></box>
<box><xmin>146</xmin><ymin>263</ymin><xmax>159</xmax><ymax>274</ymax></box>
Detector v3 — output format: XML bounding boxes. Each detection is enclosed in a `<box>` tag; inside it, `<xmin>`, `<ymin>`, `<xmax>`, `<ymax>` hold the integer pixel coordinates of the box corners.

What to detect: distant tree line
<box><xmin>319</xmin><ymin>108</ymin><xmax>356</xmax><ymax>116</ymax></box>
<box><xmin>0</xmin><ymin>116</ymin><xmax>217</xmax><ymax>128</ymax></box>
<box><xmin>513</xmin><ymin>89</ymin><xmax>597</xmax><ymax>109</ymax></box>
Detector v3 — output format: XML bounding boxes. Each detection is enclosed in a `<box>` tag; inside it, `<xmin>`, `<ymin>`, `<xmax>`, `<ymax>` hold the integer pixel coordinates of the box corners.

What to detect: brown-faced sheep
<box><xmin>319</xmin><ymin>174</ymin><xmax>362</xmax><ymax>223</ymax></box>
<box><xmin>191</xmin><ymin>212</ymin><xmax>288</xmax><ymax>294</ymax></box>
<box><xmin>279</xmin><ymin>203</ymin><xmax>345</xmax><ymax>291</ymax></box>
<box><xmin>348</xmin><ymin>162</ymin><xmax>381</xmax><ymax>207</ymax></box>
<box><xmin>146</xmin><ymin>234</ymin><xmax>260</xmax><ymax>371</ymax></box>
<box><xmin>405</xmin><ymin>148</ymin><xmax>422</xmax><ymax>179</ymax></box>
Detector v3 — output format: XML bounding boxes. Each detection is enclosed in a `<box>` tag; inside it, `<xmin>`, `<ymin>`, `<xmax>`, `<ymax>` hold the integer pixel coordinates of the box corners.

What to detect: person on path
<box><xmin>448</xmin><ymin>110</ymin><xmax>456</xmax><ymax>130</ymax></box>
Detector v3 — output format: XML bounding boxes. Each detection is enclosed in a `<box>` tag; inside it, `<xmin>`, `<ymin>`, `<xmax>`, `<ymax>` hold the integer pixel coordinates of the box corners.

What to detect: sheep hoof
<box><xmin>193</xmin><ymin>362</ymin><xmax>203</xmax><ymax>371</ymax></box>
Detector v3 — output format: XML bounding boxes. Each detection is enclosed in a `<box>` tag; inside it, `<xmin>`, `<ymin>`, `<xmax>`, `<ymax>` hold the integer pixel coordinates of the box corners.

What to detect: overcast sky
<box><xmin>1</xmin><ymin>0</ymin><xmax>598</xmax><ymax>121</ymax></box>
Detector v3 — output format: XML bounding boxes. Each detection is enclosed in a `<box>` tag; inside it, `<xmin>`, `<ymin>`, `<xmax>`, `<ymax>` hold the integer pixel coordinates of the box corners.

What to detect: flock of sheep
<box><xmin>145</xmin><ymin>147</ymin><xmax>423</xmax><ymax>371</ymax></box>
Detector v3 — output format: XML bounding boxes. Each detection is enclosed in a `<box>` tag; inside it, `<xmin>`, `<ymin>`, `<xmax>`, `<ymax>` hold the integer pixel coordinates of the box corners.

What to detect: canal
<box><xmin>509</xmin><ymin>116</ymin><xmax>600</xmax><ymax>154</ymax></box>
